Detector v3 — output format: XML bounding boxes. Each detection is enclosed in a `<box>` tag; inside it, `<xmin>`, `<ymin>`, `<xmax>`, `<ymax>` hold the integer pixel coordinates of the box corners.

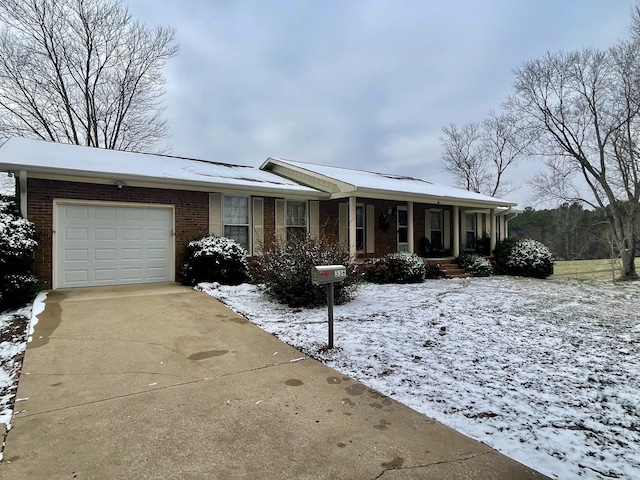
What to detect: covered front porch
<box><xmin>322</xmin><ymin>196</ymin><xmax>516</xmax><ymax>261</ymax></box>
<box><xmin>261</xmin><ymin>157</ymin><xmax>518</xmax><ymax>259</ymax></box>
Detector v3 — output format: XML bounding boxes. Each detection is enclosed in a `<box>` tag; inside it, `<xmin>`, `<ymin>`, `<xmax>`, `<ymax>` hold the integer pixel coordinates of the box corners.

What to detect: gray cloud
<box><xmin>127</xmin><ymin>0</ymin><xmax>635</xmax><ymax>206</ymax></box>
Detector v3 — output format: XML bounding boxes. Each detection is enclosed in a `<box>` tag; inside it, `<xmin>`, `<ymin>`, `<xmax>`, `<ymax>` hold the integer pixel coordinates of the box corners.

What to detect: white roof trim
<box><xmin>261</xmin><ymin>157</ymin><xmax>517</xmax><ymax>208</ymax></box>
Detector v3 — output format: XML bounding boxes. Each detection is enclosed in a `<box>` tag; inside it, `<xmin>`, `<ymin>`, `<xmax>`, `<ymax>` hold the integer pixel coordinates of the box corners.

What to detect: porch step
<box><xmin>424</xmin><ymin>259</ymin><xmax>470</xmax><ymax>279</ymax></box>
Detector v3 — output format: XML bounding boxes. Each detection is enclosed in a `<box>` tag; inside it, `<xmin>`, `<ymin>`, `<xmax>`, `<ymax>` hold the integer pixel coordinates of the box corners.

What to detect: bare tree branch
<box><xmin>440</xmin><ymin>110</ymin><xmax>531</xmax><ymax>197</ymax></box>
<box><xmin>0</xmin><ymin>0</ymin><xmax>178</xmax><ymax>152</ymax></box>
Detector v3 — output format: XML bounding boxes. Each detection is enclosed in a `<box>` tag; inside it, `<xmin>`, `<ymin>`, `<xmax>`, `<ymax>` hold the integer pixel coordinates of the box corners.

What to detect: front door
<box><xmin>397</xmin><ymin>206</ymin><xmax>408</xmax><ymax>251</ymax></box>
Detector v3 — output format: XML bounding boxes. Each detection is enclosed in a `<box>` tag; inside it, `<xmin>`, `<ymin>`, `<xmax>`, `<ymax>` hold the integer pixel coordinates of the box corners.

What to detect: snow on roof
<box><xmin>263</xmin><ymin>158</ymin><xmax>517</xmax><ymax>207</ymax></box>
<box><xmin>0</xmin><ymin>138</ymin><xmax>324</xmax><ymax>196</ymax></box>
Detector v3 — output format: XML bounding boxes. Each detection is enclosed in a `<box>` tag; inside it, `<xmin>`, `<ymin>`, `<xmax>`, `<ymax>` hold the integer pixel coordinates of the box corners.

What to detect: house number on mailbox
<box><xmin>311</xmin><ymin>265</ymin><xmax>347</xmax><ymax>348</ymax></box>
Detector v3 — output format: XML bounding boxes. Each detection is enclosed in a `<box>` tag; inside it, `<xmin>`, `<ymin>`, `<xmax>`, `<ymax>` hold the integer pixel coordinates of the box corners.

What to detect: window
<box><xmin>398</xmin><ymin>207</ymin><xmax>408</xmax><ymax>251</ymax></box>
<box><xmin>356</xmin><ymin>204</ymin><xmax>365</xmax><ymax>251</ymax></box>
<box><xmin>465</xmin><ymin>213</ymin><xmax>476</xmax><ymax>250</ymax></box>
<box><xmin>430</xmin><ymin>209</ymin><xmax>443</xmax><ymax>249</ymax></box>
<box><xmin>286</xmin><ymin>200</ymin><xmax>307</xmax><ymax>240</ymax></box>
<box><xmin>223</xmin><ymin>196</ymin><xmax>249</xmax><ymax>251</ymax></box>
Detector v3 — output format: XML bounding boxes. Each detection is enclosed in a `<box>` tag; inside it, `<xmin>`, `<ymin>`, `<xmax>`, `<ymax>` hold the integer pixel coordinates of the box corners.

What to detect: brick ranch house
<box><xmin>0</xmin><ymin>137</ymin><xmax>517</xmax><ymax>289</ymax></box>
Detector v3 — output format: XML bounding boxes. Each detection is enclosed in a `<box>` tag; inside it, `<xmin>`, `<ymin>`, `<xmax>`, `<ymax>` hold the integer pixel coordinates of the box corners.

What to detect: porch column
<box><xmin>348</xmin><ymin>196</ymin><xmax>357</xmax><ymax>259</ymax></box>
<box><xmin>407</xmin><ymin>201</ymin><xmax>414</xmax><ymax>253</ymax></box>
<box><xmin>452</xmin><ymin>205</ymin><xmax>460</xmax><ymax>257</ymax></box>
<box><xmin>490</xmin><ymin>208</ymin><xmax>497</xmax><ymax>253</ymax></box>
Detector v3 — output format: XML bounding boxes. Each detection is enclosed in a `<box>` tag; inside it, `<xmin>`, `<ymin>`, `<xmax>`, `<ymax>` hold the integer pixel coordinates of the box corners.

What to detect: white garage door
<box><xmin>55</xmin><ymin>203</ymin><xmax>173</xmax><ymax>288</ymax></box>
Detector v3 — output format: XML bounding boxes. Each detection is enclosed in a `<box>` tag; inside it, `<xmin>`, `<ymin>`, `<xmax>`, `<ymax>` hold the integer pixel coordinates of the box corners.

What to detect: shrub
<box><xmin>181</xmin><ymin>236</ymin><xmax>249</xmax><ymax>286</ymax></box>
<box><xmin>0</xmin><ymin>201</ymin><xmax>38</xmax><ymax>311</ymax></box>
<box><xmin>255</xmin><ymin>234</ymin><xmax>357</xmax><ymax>308</ymax></box>
<box><xmin>362</xmin><ymin>251</ymin><xmax>426</xmax><ymax>284</ymax></box>
<box><xmin>475</xmin><ymin>232</ymin><xmax>491</xmax><ymax>256</ymax></box>
<box><xmin>493</xmin><ymin>237</ymin><xmax>519</xmax><ymax>274</ymax></box>
<box><xmin>506</xmin><ymin>238</ymin><xmax>554</xmax><ymax>279</ymax></box>
<box><xmin>424</xmin><ymin>262</ymin><xmax>441</xmax><ymax>280</ymax></box>
<box><xmin>455</xmin><ymin>253</ymin><xmax>493</xmax><ymax>277</ymax></box>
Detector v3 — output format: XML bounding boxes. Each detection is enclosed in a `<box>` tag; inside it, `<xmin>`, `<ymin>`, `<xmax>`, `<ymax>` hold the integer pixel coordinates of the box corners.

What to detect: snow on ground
<box><xmin>0</xmin><ymin>292</ymin><xmax>47</xmax><ymax>431</ymax></box>
<box><xmin>201</xmin><ymin>277</ymin><xmax>640</xmax><ymax>480</ymax></box>
<box><xmin>0</xmin><ymin>307</ymin><xmax>30</xmax><ymax>428</ymax></box>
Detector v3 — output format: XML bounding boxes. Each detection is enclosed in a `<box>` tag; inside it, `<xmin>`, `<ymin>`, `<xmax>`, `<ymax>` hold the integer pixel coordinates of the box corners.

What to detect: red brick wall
<box><xmin>319</xmin><ymin>198</ymin><xmax>424</xmax><ymax>257</ymax></box>
<box><xmin>319</xmin><ymin>199</ymin><xmax>341</xmax><ymax>242</ymax></box>
<box><xmin>366</xmin><ymin>199</ymin><xmax>399</xmax><ymax>256</ymax></box>
<box><xmin>27</xmin><ymin>178</ymin><xmax>209</xmax><ymax>288</ymax></box>
<box><xmin>262</xmin><ymin>197</ymin><xmax>276</xmax><ymax>248</ymax></box>
<box><xmin>317</xmin><ymin>199</ymin><xmax>457</xmax><ymax>257</ymax></box>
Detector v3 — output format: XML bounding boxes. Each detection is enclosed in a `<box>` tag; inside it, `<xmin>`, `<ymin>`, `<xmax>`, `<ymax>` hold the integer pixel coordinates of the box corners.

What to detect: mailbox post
<box><xmin>311</xmin><ymin>265</ymin><xmax>347</xmax><ymax>349</ymax></box>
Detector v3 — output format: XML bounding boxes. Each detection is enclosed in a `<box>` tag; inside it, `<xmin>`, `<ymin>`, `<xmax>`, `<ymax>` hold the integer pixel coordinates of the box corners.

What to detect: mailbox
<box><xmin>311</xmin><ymin>265</ymin><xmax>347</xmax><ymax>285</ymax></box>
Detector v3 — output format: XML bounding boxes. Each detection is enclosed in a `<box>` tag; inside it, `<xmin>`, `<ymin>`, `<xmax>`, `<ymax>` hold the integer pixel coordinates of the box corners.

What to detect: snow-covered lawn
<box><xmin>201</xmin><ymin>276</ymin><xmax>640</xmax><ymax>480</ymax></box>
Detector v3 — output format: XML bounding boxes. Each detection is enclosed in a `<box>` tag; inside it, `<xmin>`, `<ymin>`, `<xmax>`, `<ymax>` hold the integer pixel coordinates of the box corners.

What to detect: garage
<box><xmin>55</xmin><ymin>203</ymin><xmax>174</xmax><ymax>288</ymax></box>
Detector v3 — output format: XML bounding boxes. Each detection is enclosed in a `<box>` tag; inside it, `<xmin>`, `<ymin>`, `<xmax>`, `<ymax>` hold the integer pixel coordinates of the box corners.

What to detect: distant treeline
<box><xmin>508</xmin><ymin>203</ymin><xmax>635</xmax><ymax>261</ymax></box>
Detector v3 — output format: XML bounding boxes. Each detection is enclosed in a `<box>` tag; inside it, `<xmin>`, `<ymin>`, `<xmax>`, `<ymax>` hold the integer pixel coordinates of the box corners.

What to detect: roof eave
<box><xmin>337</xmin><ymin>186</ymin><xmax>517</xmax><ymax>209</ymax></box>
<box><xmin>2</xmin><ymin>164</ymin><xmax>329</xmax><ymax>198</ymax></box>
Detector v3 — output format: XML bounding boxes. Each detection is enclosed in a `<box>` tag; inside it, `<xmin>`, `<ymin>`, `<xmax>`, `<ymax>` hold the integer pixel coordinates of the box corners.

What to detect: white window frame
<box><xmin>465</xmin><ymin>212</ymin><xmax>476</xmax><ymax>250</ymax></box>
<box><xmin>285</xmin><ymin>200</ymin><xmax>308</xmax><ymax>240</ymax></box>
<box><xmin>430</xmin><ymin>208</ymin><xmax>443</xmax><ymax>248</ymax></box>
<box><xmin>223</xmin><ymin>195</ymin><xmax>250</xmax><ymax>252</ymax></box>
<box><xmin>397</xmin><ymin>206</ymin><xmax>409</xmax><ymax>252</ymax></box>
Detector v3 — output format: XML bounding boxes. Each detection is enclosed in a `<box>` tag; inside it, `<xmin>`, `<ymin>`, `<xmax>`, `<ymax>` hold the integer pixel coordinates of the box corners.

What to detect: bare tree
<box><xmin>480</xmin><ymin>110</ymin><xmax>532</xmax><ymax>196</ymax></box>
<box><xmin>440</xmin><ymin>112</ymin><xmax>529</xmax><ymax>197</ymax></box>
<box><xmin>509</xmin><ymin>25</ymin><xmax>640</xmax><ymax>279</ymax></box>
<box><xmin>440</xmin><ymin>122</ymin><xmax>488</xmax><ymax>194</ymax></box>
<box><xmin>0</xmin><ymin>0</ymin><xmax>178</xmax><ymax>152</ymax></box>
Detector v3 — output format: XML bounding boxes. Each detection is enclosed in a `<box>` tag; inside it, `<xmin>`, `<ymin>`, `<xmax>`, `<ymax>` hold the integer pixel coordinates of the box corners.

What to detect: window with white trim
<box><xmin>430</xmin><ymin>209</ymin><xmax>443</xmax><ymax>249</ymax></box>
<box><xmin>286</xmin><ymin>200</ymin><xmax>307</xmax><ymax>240</ymax></box>
<box><xmin>223</xmin><ymin>196</ymin><xmax>249</xmax><ymax>251</ymax></box>
<box><xmin>464</xmin><ymin>213</ymin><xmax>476</xmax><ymax>250</ymax></box>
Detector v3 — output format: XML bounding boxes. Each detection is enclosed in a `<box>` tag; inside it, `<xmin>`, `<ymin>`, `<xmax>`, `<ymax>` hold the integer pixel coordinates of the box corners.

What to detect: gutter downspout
<box><xmin>19</xmin><ymin>171</ymin><xmax>27</xmax><ymax>218</ymax></box>
<box><xmin>504</xmin><ymin>207</ymin><xmax>519</xmax><ymax>239</ymax></box>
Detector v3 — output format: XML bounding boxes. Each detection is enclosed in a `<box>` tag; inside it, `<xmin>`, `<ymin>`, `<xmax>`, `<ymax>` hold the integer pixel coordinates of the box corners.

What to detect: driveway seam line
<box><xmin>12</xmin><ymin>360</ymin><xmax>304</xmax><ymax>420</ymax></box>
<box><xmin>373</xmin><ymin>450</ymin><xmax>495</xmax><ymax>479</ymax></box>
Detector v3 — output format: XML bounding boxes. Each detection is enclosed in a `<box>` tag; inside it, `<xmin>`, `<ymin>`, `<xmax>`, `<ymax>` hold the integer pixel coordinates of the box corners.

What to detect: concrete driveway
<box><xmin>1</xmin><ymin>284</ymin><xmax>548</xmax><ymax>479</ymax></box>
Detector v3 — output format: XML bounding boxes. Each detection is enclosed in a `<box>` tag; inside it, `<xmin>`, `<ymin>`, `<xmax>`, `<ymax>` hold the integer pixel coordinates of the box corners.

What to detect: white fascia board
<box><xmin>332</xmin><ymin>187</ymin><xmax>517</xmax><ymax>209</ymax></box>
<box><xmin>20</xmin><ymin>169</ymin><xmax>329</xmax><ymax>199</ymax></box>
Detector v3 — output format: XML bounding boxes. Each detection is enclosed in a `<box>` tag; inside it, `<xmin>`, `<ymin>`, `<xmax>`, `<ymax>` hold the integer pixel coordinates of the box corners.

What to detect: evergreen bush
<box><xmin>0</xmin><ymin>202</ymin><xmax>38</xmax><ymax>311</ymax></box>
<box><xmin>493</xmin><ymin>238</ymin><xmax>519</xmax><ymax>274</ymax></box>
<box><xmin>494</xmin><ymin>238</ymin><xmax>554</xmax><ymax>278</ymax></box>
<box><xmin>424</xmin><ymin>262</ymin><xmax>441</xmax><ymax>280</ymax></box>
<box><xmin>455</xmin><ymin>253</ymin><xmax>493</xmax><ymax>277</ymax></box>
<box><xmin>255</xmin><ymin>235</ymin><xmax>357</xmax><ymax>308</ymax></box>
<box><xmin>181</xmin><ymin>236</ymin><xmax>249</xmax><ymax>286</ymax></box>
<box><xmin>506</xmin><ymin>238</ymin><xmax>554</xmax><ymax>278</ymax></box>
<box><xmin>362</xmin><ymin>251</ymin><xmax>426</xmax><ymax>284</ymax></box>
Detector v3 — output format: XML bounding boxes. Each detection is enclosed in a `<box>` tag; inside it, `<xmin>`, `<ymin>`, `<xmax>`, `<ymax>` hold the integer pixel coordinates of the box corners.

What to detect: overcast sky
<box><xmin>126</xmin><ymin>0</ymin><xmax>636</xmax><ymax>207</ymax></box>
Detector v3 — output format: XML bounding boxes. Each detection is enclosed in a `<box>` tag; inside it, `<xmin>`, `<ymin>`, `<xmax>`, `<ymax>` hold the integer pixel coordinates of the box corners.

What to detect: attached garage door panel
<box><xmin>56</xmin><ymin>204</ymin><xmax>173</xmax><ymax>288</ymax></box>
